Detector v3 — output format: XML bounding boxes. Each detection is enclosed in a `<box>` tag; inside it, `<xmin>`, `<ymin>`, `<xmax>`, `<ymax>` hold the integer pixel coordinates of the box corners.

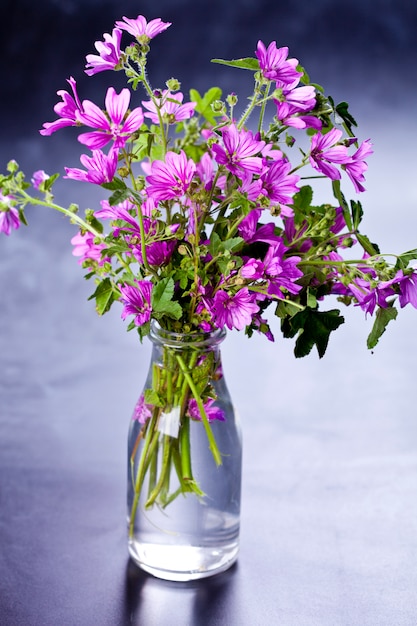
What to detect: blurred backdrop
<box><xmin>1</xmin><ymin>1</ymin><xmax>417</xmax><ymax>624</ymax></box>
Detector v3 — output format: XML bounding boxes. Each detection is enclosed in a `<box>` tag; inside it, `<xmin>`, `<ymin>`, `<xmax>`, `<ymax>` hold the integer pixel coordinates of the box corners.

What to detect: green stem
<box><xmin>175</xmin><ymin>353</ymin><xmax>222</xmax><ymax>466</ymax></box>
<box><xmin>20</xmin><ymin>192</ymin><xmax>102</xmax><ymax>237</ymax></box>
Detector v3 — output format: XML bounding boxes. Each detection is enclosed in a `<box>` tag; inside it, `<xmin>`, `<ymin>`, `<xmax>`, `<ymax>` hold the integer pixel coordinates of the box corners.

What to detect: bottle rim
<box><xmin>149</xmin><ymin>320</ymin><xmax>226</xmax><ymax>348</ymax></box>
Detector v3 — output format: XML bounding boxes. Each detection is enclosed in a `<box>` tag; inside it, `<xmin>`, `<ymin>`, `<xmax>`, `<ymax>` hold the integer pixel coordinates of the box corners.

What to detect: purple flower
<box><xmin>40</xmin><ymin>76</ymin><xmax>83</xmax><ymax>135</ymax></box>
<box><xmin>187</xmin><ymin>397</ymin><xmax>225</xmax><ymax>423</ymax></box>
<box><xmin>115</xmin><ymin>15</ymin><xmax>171</xmax><ymax>42</ymax></box>
<box><xmin>120</xmin><ymin>280</ymin><xmax>153</xmax><ymax>326</ymax></box>
<box><xmin>0</xmin><ymin>193</ymin><xmax>19</xmax><ymax>235</ymax></box>
<box><xmin>31</xmin><ymin>170</ymin><xmax>50</xmax><ymax>190</ymax></box>
<box><xmin>212</xmin><ymin>124</ymin><xmax>265</xmax><ymax>176</ymax></box>
<box><xmin>256</xmin><ymin>41</ymin><xmax>302</xmax><ymax>86</ymax></box>
<box><xmin>146</xmin><ymin>150</ymin><xmax>196</xmax><ymax>201</ymax></box>
<box><xmin>260</xmin><ymin>158</ymin><xmax>299</xmax><ymax>206</ymax></box>
<box><xmin>238</xmin><ymin>209</ymin><xmax>282</xmax><ymax>246</ymax></box>
<box><xmin>142</xmin><ymin>90</ymin><xmax>196</xmax><ymax>125</ymax></box>
<box><xmin>343</xmin><ymin>139</ymin><xmax>373</xmax><ymax>193</ymax></box>
<box><xmin>241</xmin><ymin>242</ymin><xmax>303</xmax><ymax>296</ymax></box>
<box><xmin>212</xmin><ymin>287</ymin><xmax>259</xmax><ymax>331</ymax></box>
<box><xmin>350</xmin><ymin>277</ymin><xmax>396</xmax><ymax>316</ymax></box>
<box><xmin>64</xmin><ymin>149</ymin><xmax>119</xmax><ymax>185</ymax></box>
<box><xmin>309</xmin><ymin>128</ymin><xmax>351</xmax><ymax>180</ymax></box>
<box><xmin>274</xmin><ymin>85</ymin><xmax>322</xmax><ymax>130</ymax></box>
<box><xmin>132</xmin><ymin>394</ymin><xmax>152</xmax><ymax>424</ymax></box>
<box><xmin>77</xmin><ymin>87</ymin><xmax>144</xmax><ymax>150</ymax></box>
<box><xmin>70</xmin><ymin>231</ymin><xmax>108</xmax><ymax>266</ymax></box>
<box><xmin>85</xmin><ymin>28</ymin><xmax>123</xmax><ymax>76</ymax></box>
<box><xmin>393</xmin><ymin>270</ymin><xmax>417</xmax><ymax>309</ymax></box>
<box><xmin>264</xmin><ymin>244</ymin><xmax>303</xmax><ymax>296</ymax></box>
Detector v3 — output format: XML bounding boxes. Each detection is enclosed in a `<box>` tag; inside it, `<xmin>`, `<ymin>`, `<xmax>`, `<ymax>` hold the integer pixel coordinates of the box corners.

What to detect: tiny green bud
<box><xmin>226</xmin><ymin>92</ymin><xmax>238</xmax><ymax>107</ymax></box>
<box><xmin>178</xmin><ymin>244</ymin><xmax>188</xmax><ymax>255</ymax></box>
<box><xmin>211</xmin><ymin>100</ymin><xmax>226</xmax><ymax>113</ymax></box>
<box><xmin>7</xmin><ymin>159</ymin><xmax>19</xmax><ymax>173</ymax></box>
<box><xmin>117</xmin><ymin>166</ymin><xmax>130</xmax><ymax>178</ymax></box>
<box><xmin>166</xmin><ymin>78</ymin><xmax>181</xmax><ymax>92</ymax></box>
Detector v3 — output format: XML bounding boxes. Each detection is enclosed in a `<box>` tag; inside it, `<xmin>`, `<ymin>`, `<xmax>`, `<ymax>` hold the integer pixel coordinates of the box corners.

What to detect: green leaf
<box><xmin>190</xmin><ymin>87</ymin><xmax>223</xmax><ymax>125</ymax></box>
<box><xmin>281</xmin><ymin>308</ymin><xmax>345</xmax><ymax>358</ymax></box>
<box><xmin>144</xmin><ymin>388</ymin><xmax>163</xmax><ymax>407</ymax></box>
<box><xmin>367</xmin><ymin>305</ymin><xmax>398</xmax><ymax>349</ymax></box>
<box><xmin>292</xmin><ymin>185</ymin><xmax>313</xmax><ymax>215</ymax></box>
<box><xmin>351</xmin><ymin>200</ymin><xmax>363</xmax><ymax>230</ymax></box>
<box><xmin>335</xmin><ymin>100</ymin><xmax>357</xmax><ymax>135</ymax></box>
<box><xmin>356</xmin><ymin>233</ymin><xmax>380</xmax><ymax>256</ymax></box>
<box><xmin>395</xmin><ymin>248</ymin><xmax>417</xmax><ymax>270</ymax></box>
<box><xmin>151</xmin><ymin>277</ymin><xmax>182</xmax><ymax>320</ymax></box>
<box><xmin>101</xmin><ymin>177</ymin><xmax>127</xmax><ymax>191</ymax></box>
<box><xmin>211</xmin><ymin>57</ymin><xmax>260</xmax><ymax>71</ymax></box>
<box><xmin>88</xmin><ymin>277</ymin><xmax>115</xmax><ymax>315</ymax></box>
<box><xmin>108</xmin><ymin>187</ymin><xmax>133</xmax><ymax>206</ymax></box>
<box><xmin>332</xmin><ymin>179</ymin><xmax>352</xmax><ymax>231</ymax></box>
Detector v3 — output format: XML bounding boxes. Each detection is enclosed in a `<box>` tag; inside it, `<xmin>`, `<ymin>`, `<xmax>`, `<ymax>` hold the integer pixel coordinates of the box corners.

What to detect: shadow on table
<box><xmin>121</xmin><ymin>557</ymin><xmax>239</xmax><ymax>625</ymax></box>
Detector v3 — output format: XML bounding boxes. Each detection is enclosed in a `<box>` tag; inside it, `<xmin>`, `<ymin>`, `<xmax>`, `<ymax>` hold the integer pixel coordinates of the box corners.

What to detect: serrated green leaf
<box><xmin>151</xmin><ymin>277</ymin><xmax>182</xmax><ymax>320</ymax></box>
<box><xmin>88</xmin><ymin>277</ymin><xmax>115</xmax><ymax>315</ymax></box>
<box><xmin>394</xmin><ymin>248</ymin><xmax>417</xmax><ymax>270</ymax></box>
<box><xmin>108</xmin><ymin>187</ymin><xmax>133</xmax><ymax>206</ymax></box>
<box><xmin>211</xmin><ymin>57</ymin><xmax>259</xmax><ymax>71</ymax></box>
<box><xmin>335</xmin><ymin>101</ymin><xmax>357</xmax><ymax>135</ymax></box>
<box><xmin>356</xmin><ymin>233</ymin><xmax>380</xmax><ymax>256</ymax></box>
<box><xmin>190</xmin><ymin>87</ymin><xmax>223</xmax><ymax>125</ymax></box>
<box><xmin>332</xmin><ymin>179</ymin><xmax>352</xmax><ymax>231</ymax></box>
<box><xmin>144</xmin><ymin>388</ymin><xmax>163</xmax><ymax>407</ymax></box>
<box><xmin>281</xmin><ymin>308</ymin><xmax>345</xmax><ymax>358</ymax></box>
<box><xmin>101</xmin><ymin>177</ymin><xmax>127</xmax><ymax>191</ymax></box>
<box><xmin>152</xmin><ymin>277</ymin><xmax>174</xmax><ymax>311</ymax></box>
<box><xmin>292</xmin><ymin>185</ymin><xmax>313</xmax><ymax>214</ymax></box>
<box><xmin>351</xmin><ymin>200</ymin><xmax>363</xmax><ymax>230</ymax></box>
<box><xmin>367</xmin><ymin>305</ymin><xmax>398</xmax><ymax>349</ymax></box>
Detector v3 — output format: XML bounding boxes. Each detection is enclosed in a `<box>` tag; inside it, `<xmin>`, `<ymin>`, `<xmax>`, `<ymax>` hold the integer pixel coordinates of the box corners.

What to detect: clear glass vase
<box><xmin>127</xmin><ymin>321</ymin><xmax>242</xmax><ymax>581</ymax></box>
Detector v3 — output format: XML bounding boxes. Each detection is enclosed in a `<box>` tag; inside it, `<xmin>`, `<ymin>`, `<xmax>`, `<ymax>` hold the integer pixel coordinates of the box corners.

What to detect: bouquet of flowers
<box><xmin>2</xmin><ymin>14</ymin><xmax>417</xmax><ymax>534</ymax></box>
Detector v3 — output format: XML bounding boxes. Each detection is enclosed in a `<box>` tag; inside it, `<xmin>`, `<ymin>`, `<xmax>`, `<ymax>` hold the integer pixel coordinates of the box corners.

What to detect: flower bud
<box><xmin>7</xmin><ymin>160</ymin><xmax>19</xmax><ymax>173</ymax></box>
<box><xmin>166</xmin><ymin>78</ymin><xmax>181</xmax><ymax>92</ymax></box>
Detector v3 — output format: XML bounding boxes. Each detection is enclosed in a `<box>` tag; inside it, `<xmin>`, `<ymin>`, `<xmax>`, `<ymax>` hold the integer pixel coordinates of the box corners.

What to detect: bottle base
<box><xmin>128</xmin><ymin>539</ymin><xmax>239</xmax><ymax>582</ymax></box>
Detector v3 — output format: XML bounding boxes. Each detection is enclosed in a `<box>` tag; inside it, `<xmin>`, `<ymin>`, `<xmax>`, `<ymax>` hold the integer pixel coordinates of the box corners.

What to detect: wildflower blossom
<box><xmin>260</xmin><ymin>157</ymin><xmax>299</xmax><ymax>207</ymax></box>
<box><xmin>188</xmin><ymin>397</ymin><xmax>225</xmax><ymax>423</ymax></box>
<box><xmin>393</xmin><ymin>270</ymin><xmax>417</xmax><ymax>309</ymax></box>
<box><xmin>64</xmin><ymin>149</ymin><xmax>119</xmax><ymax>184</ymax></box>
<box><xmin>132</xmin><ymin>394</ymin><xmax>152</xmax><ymax>424</ymax></box>
<box><xmin>0</xmin><ymin>194</ymin><xmax>19</xmax><ymax>235</ymax></box>
<box><xmin>212</xmin><ymin>124</ymin><xmax>265</xmax><ymax>176</ymax></box>
<box><xmin>31</xmin><ymin>170</ymin><xmax>49</xmax><ymax>190</ymax></box>
<box><xmin>255</xmin><ymin>41</ymin><xmax>302</xmax><ymax>86</ymax></box>
<box><xmin>343</xmin><ymin>139</ymin><xmax>373</xmax><ymax>193</ymax></box>
<box><xmin>120</xmin><ymin>280</ymin><xmax>153</xmax><ymax>326</ymax></box>
<box><xmin>212</xmin><ymin>288</ymin><xmax>259</xmax><ymax>331</ymax></box>
<box><xmin>85</xmin><ymin>28</ymin><xmax>123</xmax><ymax>76</ymax></box>
<box><xmin>71</xmin><ymin>231</ymin><xmax>108</xmax><ymax>266</ymax></box>
<box><xmin>309</xmin><ymin>128</ymin><xmax>351</xmax><ymax>180</ymax></box>
<box><xmin>40</xmin><ymin>77</ymin><xmax>83</xmax><ymax>135</ymax></box>
<box><xmin>115</xmin><ymin>15</ymin><xmax>171</xmax><ymax>42</ymax></box>
<box><xmin>142</xmin><ymin>90</ymin><xmax>196</xmax><ymax>124</ymax></box>
<box><xmin>77</xmin><ymin>87</ymin><xmax>144</xmax><ymax>150</ymax></box>
<box><xmin>146</xmin><ymin>150</ymin><xmax>196</xmax><ymax>201</ymax></box>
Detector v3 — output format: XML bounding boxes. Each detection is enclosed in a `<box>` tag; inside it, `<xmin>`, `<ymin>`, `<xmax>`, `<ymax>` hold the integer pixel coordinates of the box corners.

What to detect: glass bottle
<box><xmin>127</xmin><ymin>321</ymin><xmax>242</xmax><ymax>581</ymax></box>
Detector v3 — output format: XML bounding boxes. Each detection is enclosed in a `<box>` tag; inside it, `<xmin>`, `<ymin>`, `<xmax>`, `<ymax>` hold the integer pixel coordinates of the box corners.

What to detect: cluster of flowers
<box><xmin>2</xmin><ymin>14</ymin><xmax>417</xmax><ymax>360</ymax></box>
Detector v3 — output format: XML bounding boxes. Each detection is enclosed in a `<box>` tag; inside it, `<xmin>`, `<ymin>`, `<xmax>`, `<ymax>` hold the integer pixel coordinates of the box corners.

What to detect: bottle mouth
<box><xmin>149</xmin><ymin>320</ymin><xmax>226</xmax><ymax>348</ymax></box>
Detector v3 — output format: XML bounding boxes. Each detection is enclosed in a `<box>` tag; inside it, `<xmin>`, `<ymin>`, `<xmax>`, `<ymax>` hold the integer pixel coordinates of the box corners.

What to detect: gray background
<box><xmin>1</xmin><ymin>1</ymin><xmax>417</xmax><ymax>624</ymax></box>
